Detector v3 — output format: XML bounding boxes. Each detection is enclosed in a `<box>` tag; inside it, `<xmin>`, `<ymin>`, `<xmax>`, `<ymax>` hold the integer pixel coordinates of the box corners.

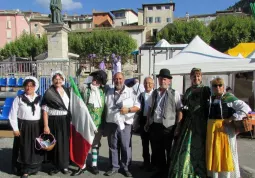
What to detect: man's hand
<box><xmin>120</xmin><ymin>107</ymin><xmax>129</xmax><ymax>115</ymax></box>
<box><xmin>13</xmin><ymin>131</ymin><xmax>20</xmax><ymax>137</ymax></box>
<box><xmin>174</xmin><ymin>124</ymin><xmax>181</xmax><ymax>137</ymax></box>
<box><xmin>144</xmin><ymin>123</ymin><xmax>150</xmax><ymax>132</ymax></box>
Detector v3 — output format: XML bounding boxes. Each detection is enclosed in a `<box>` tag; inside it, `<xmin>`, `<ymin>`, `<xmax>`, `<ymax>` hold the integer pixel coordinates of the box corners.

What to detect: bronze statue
<box><xmin>50</xmin><ymin>0</ymin><xmax>63</xmax><ymax>24</ymax></box>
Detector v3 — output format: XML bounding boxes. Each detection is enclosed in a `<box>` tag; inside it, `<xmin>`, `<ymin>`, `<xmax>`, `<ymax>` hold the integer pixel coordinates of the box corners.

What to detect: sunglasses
<box><xmin>212</xmin><ymin>84</ymin><xmax>223</xmax><ymax>88</ymax></box>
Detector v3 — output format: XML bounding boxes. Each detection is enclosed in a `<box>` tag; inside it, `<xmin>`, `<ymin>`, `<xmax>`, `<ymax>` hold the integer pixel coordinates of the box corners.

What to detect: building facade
<box><xmin>139</xmin><ymin>2</ymin><xmax>175</xmax><ymax>38</ymax></box>
<box><xmin>92</xmin><ymin>11</ymin><xmax>113</xmax><ymax>27</ymax></box>
<box><xmin>0</xmin><ymin>10</ymin><xmax>30</xmax><ymax>48</ymax></box>
<box><xmin>110</xmin><ymin>9</ymin><xmax>138</xmax><ymax>26</ymax></box>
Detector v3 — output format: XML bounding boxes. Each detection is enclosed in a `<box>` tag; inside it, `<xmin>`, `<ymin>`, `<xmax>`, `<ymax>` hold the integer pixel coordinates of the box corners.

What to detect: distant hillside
<box><xmin>228</xmin><ymin>0</ymin><xmax>255</xmax><ymax>14</ymax></box>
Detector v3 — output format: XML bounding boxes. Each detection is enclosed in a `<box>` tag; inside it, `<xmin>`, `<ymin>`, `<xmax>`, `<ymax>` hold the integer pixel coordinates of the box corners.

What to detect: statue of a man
<box><xmin>50</xmin><ymin>0</ymin><xmax>63</xmax><ymax>24</ymax></box>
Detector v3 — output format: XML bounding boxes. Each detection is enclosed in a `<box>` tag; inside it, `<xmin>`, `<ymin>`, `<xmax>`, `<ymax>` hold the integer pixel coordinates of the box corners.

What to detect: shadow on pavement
<box><xmin>0</xmin><ymin>148</ymin><xmax>13</xmax><ymax>174</ymax></box>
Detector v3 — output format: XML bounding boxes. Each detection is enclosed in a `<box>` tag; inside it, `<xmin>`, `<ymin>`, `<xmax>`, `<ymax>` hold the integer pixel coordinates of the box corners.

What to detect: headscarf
<box><xmin>51</xmin><ymin>70</ymin><xmax>65</xmax><ymax>85</ymax></box>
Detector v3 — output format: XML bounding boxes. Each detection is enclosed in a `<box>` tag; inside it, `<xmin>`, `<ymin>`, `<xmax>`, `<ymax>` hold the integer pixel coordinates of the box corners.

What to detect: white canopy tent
<box><xmin>155</xmin><ymin>36</ymin><xmax>255</xmax><ymax>75</ymax></box>
<box><xmin>152</xmin><ymin>36</ymin><xmax>255</xmax><ymax>96</ymax></box>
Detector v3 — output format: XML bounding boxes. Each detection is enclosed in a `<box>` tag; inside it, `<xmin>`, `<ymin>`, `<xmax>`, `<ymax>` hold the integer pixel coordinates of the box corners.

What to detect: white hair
<box><xmin>143</xmin><ymin>76</ymin><xmax>154</xmax><ymax>83</ymax></box>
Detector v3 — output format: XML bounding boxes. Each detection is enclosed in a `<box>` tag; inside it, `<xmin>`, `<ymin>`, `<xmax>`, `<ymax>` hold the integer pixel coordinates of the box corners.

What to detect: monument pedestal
<box><xmin>44</xmin><ymin>23</ymin><xmax>71</xmax><ymax>60</ymax></box>
<box><xmin>37</xmin><ymin>24</ymin><xmax>75</xmax><ymax>78</ymax></box>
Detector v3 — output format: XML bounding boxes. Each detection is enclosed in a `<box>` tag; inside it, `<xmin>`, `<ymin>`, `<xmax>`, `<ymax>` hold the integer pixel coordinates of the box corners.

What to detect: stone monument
<box><xmin>39</xmin><ymin>0</ymin><xmax>75</xmax><ymax>77</ymax></box>
<box><xmin>43</xmin><ymin>0</ymin><xmax>71</xmax><ymax>60</ymax></box>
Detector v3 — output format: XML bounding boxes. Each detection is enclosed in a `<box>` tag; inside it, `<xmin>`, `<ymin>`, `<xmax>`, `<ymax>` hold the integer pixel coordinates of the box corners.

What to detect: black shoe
<box><xmin>61</xmin><ymin>168</ymin><xmax>70</xmax><ymax>174</ymax></box>
<box><xmin>30</xmin><ymin>171</ymin><xmax>38</xmax><ymax>175</ymax></box>
<box><xmin>91</xmin><ymin>166</ymin><xmax>99</xmax><ymax>175</ymax></box>
<box><xmin>71</xmin><ymin>168</ymin><xmax>86</xmax><ymax>176</ymax></box>
<box><xmin>150</xmin><ymin>171</ymin><xmax>163</xmax><ymax>178</ymax></box>
<box><xmin>124</xmin><ymin>170</ymin><xmax>132</xmax><ymax>177</ymax></box>
<box><xmin>48</xmin><ymin>169</ymin><xmax>59</xmax><ymax>176</ymax></box>
<box><xmin>104</xmin><ymin>169</ymin><xmax>118</xmax><ymax>176</ymax></box>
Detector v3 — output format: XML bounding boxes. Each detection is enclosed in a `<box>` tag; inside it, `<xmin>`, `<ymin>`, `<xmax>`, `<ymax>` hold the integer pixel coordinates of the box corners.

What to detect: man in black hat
<box><xmin>145</xmin><ymin>68</ymin><xmax>183</xmax><ymax>178</ymax></box>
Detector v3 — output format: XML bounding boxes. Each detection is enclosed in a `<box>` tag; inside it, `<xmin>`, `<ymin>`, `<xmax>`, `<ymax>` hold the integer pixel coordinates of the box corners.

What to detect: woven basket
<box><xmin>35</xmin><ymin>133</ymin><xmax>56</xmax><ymax>151</ymax></box>
<box><xmin>232</xmin><ymin>111</ymin><xmax>255</xmax><ymax>133</ymax></box>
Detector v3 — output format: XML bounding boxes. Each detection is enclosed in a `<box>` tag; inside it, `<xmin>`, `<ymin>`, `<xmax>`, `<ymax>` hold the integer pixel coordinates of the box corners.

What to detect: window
<box><xmin>6</xmin><ymin>20</ymin><xmax>11</xmax><ymax>29</ymax></box>
<box><xmin>155</xmin><ymin>17</ymin><xmax>161</xmax><ymax>23</ymax></box>
<box><xmin>6</xmin><ymin>30</ymin><xmax>12</xmax><ymax>39</ymax></box>
<box><xmin>148</xmin><ymin>6</ymin><xmax>153</xmax><ymax>10</ymax></box>
<box><xmin>165</xmin><ymin>5</ymin><xmax>170</xmax><ymax>9</ymax></box>
<box><xmin>156</xmin><ymin>6</ymin><xmax>161</xmax><ymax>10</ymax></box>
<box><xmin>121</xmin><ymin>22</ymin><xmax>124</xmax><ymax>26</ymax></box>
<box><xmin>36</xmin><ymin>34</ymin><xmax>41</xmax><ymax>38</ymax></box>
<box><xmin>166</xmin><ymin>17</ymin><xmax>172</xmax><ymax>23</ymax></box>
<box><xmin>149</xmin><ymin>17</ymin><xmax>153</xmax><ymax>23</ymax></box>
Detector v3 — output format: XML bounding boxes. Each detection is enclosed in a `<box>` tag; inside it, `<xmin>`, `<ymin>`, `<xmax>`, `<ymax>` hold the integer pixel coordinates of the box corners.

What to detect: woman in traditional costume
<box><xmin>168</xmin><ymin>68</ymin><xmax>211</xmax><ymax>178</ymax></box>
<box><xmin>42</xmin><ymin>71</ymin><xmax>71</xmax><ymax>175</ymax></box>
<box><xmin>72</xmin><ymin>70</ymin><xmax>107</xmax><ymax>176</ymax></box>
<box><xmin>9</xmin><ymin>76</ymin><xmax>43</xmax><ymax>178</ymax></box>
<box><xmin>206</xmin><ymin>77</ymin><xmax>251</xmax><ymax>178</ymax></box>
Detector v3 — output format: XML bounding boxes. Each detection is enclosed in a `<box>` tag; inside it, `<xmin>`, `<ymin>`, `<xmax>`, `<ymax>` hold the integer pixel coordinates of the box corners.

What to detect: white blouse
<box><xmin>42</xmin><ymin>90</ymin><xmax>69</xmax><ymax>116</ymax></box>
<box><xmin>9</xmin><ymin>93</ymin><xmax>41</xmax><ymax>131</ymax></box>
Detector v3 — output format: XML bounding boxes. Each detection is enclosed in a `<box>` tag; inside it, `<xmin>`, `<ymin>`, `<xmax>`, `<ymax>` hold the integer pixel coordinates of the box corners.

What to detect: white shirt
<box><xmin>148</xmin><ymin>89</ymin><xmax>182</xmax><ymax>123</ymax></box>
<box><xmin>142</xmin><ymin>90</ymin><xmax>153</xmax><ymax>117</ymax></box>
<box><xmin>105</xmin><ymin>86</ymin><xmax>140</xmax><ymax>129</ymax></box>
<box><xmin>9</xmin><ymin>93</ymin><xmax>41</xmax><ymax>131</ymax></box>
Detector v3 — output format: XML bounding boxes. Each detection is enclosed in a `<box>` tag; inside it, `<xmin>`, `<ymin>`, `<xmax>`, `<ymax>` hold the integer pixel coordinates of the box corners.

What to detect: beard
<box><xmin>115</xmin><ymin>84</ymin><xmax>124</xmax><ymax>90</ymax></box>
<box><xmin>160</xmin><ymin>84</ymin><xmax>169</xmax><ymax>89</ymax></box>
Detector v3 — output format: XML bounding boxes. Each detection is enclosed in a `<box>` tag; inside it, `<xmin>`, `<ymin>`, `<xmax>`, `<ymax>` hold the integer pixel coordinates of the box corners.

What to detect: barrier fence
<box><xmin>0</xmin><ymin>60</ymin><xmax>79</xmax><ymax>95</ymax></box>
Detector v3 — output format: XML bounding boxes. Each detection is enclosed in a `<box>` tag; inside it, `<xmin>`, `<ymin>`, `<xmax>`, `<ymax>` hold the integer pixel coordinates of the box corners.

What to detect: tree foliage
<box><xmin>156</xmin><ymin>20</ymin><xmax>212</xmax><ymax>44</ymax></box>
<box><xmin>228</xmin><ymin>0</ymin><xmax>255</xmax><ymax>14</ymax></box>
<box><xmin>0</xmin><ymin>30</ymin><xmax>137</xmax><ymax>63</ymax></box>
<box><xmin>0</xmin><ymin>33</ymin><xmax>47</xmax><ymax>60</ymax></box>
<box><xmin>209</xmin><ymin>15</ymin><xmax>255</xmax><ymax>52</ymax></box>
<box><xmin>69</xmin><ymin>30</ymin><xmax>137</xmax><ymax>63</ymax></box>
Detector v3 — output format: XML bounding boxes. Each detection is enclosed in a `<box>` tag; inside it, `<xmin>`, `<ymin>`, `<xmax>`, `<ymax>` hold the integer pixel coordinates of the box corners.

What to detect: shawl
<box><xmin>20</xmin><ymin>94</ymin><xmax>41</xmax><ymax>115</ymax></box>
<box><xmin>41</xmin><ymin>85</ymin><xmax>70</xmax><ymax>111</ymax></box>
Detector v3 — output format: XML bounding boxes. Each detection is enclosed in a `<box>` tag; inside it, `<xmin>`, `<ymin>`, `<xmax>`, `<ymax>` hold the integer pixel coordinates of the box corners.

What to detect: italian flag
<box><xmin>69</xmin><ymin>77</ymin><xmax>97</xmax><ymax>168</ymax></box>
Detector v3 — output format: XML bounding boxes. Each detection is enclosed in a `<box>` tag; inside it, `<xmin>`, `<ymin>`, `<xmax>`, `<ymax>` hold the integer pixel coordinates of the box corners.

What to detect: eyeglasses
<box><xmin>144</xmin><ymin>83</ymin><xmax>154</xmax><ymax>85</ymax></box>
<box><xmin>212</xmin><ymin>84</ymin><xmax>223</xmax><ymax>88</ymax></box>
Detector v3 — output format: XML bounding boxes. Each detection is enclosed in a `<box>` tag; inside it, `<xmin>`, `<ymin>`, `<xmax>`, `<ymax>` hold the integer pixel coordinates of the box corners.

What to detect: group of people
<box><xmin>8</xmin><ymin>67</ymin><xmax>251</xmax><ymax>178</ymax></box>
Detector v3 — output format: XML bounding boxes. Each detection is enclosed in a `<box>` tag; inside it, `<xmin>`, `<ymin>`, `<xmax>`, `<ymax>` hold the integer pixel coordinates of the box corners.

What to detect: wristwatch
<box><xmin>128</xmin><ymin>108</ymin><xmax>131</xmax><ymax>113</ymax></box>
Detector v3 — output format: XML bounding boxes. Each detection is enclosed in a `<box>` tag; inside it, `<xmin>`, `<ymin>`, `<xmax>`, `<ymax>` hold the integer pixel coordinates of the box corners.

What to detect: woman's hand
<box><xmin>13</xmin><ymin>131</ymin><xmax>20</xmax><ymax>137</ymax></box>
<box><xmin>44</xmin><ymin>126</ymin><xmax>50</xmax><ymax>134</ymax></box>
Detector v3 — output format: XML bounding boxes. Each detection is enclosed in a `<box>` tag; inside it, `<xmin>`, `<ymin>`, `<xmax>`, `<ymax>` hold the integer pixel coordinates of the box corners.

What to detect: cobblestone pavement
<box><xmin>0</xmin><ymin>132</ymin><xmax>255</xmax><ymax>178</ymax></box>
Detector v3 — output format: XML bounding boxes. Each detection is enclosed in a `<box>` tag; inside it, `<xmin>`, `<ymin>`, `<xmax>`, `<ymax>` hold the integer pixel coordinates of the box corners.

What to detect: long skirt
<box><xmin>46</xmin><ymin>115</ymin><xmax>70</xmax><ymax>169</ymax></box>
<box><xmin>12</xmin><ymin>119</ymin><xmax>43</xmax><ymax>175</ymax></box>
<box><xmin>206</xmin><ymin>119</ymin><xmax>240</xmax><ymax>178</ymax></box>
<box><xmin>168</xmin><ymin>114</ymin><xmax>207</xmax><ymax>178</ymax></box>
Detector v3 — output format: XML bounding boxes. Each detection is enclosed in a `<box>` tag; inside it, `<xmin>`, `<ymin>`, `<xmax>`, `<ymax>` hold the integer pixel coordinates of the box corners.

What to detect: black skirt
<box><xmin>46</xmin><ymin>115</ymin><xmax>70</xmax><ymax>169</ymax></box>
<box><xmin>12</xmin><ymin>119</ymin><xmax>43</xmax><ymax>175</ymax></box>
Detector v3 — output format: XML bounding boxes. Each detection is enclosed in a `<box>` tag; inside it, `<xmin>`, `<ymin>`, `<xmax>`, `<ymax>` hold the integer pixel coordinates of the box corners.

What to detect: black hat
<box><xmin>156</xmin><ymin>69</ymin><xmax>172</xmax><ymax>79</ymax></box>
<box><xmin>89</xmin><ymin>70</ymin><xmax>107</xmax><ymax>85</ymax></box>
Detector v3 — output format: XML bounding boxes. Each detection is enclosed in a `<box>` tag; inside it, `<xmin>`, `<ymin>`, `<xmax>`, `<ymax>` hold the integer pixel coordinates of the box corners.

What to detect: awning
<box><xmin>131</xmin><ymin>50</ymin><xmax>139</xmax><ymax>55</ymax></box>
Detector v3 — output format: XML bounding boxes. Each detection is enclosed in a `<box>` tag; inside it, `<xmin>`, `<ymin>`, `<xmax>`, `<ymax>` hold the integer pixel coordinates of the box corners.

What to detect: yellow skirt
<box><xmin>206</xmin><ymin>119</ymin><xmax>234</xmax><ymax>172</ymax></box>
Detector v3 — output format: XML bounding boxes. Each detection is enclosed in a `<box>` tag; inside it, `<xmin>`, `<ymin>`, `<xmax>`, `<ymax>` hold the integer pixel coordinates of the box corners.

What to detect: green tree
<box><xmin>209</xmin><ymin>15</ymin><xmax>255</xmax><ymax>52</ymax></box>
<box><xmin>0</xmin><ymin>33</ymin><xmax>47</xmax><ymax>59</ymax></box>
<box><xmin>156</xmin><ymin>20</ymin><xmax>212</xmax><ymax>44</ymax></box>
<box><xmin>69</xmin><ymin>30</ymin><xmax>137</xmax><ymax>63</ymax></box>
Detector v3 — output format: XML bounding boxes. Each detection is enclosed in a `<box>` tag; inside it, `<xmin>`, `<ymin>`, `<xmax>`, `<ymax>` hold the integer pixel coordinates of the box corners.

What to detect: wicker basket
<box><xmin>232</xmin><ymin>112</ymin><xmax>255</xmax><ymax>133</ymax></box>
<box><xmin>35</xmin><ymin>133</ymin><xmax>56</xmax><ymax>151</ymax></box>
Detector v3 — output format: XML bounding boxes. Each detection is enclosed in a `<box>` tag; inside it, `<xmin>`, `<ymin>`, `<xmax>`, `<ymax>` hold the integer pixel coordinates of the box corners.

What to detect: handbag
<box><xmin>35</xmin><ymin>133</ymin><xmax>56</xmax><ymax>151</ymax></box>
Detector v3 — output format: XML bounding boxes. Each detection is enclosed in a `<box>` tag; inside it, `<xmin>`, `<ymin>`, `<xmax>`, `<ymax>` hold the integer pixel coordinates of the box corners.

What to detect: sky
<box><xmin>1</xmin><ymin>0</ymin><xmax>239</xmax><ymax>17</ymax></box>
